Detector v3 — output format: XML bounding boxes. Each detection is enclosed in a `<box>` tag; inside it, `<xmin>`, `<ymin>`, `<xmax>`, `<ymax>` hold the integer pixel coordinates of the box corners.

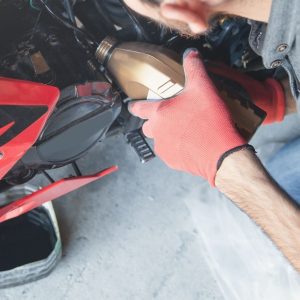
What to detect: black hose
<box><xmin>63</xmin><ymin>0</ymin><xmax>86</xmax><ymax>48</ymax></box>
<box><xmin>38</xmin><ymin>0</ymin><xmax>97</xmax><ymax>47</ymax></box>
<box><xmin>64</xmin><ymin>0</ymin><xmax>76</xmax><ymax>24</ymax></box>
<box><xmin>117</xmin><ymin>0</ymin><xmax>151</xmax><ymax>41</ymax></box>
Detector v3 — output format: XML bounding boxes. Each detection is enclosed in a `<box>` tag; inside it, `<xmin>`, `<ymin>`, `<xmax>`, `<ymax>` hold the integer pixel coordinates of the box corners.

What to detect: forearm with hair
<box><xmin>216</xmin><ymin>149</ymin><xmax>300</xmax><ymax>272</ymax></box>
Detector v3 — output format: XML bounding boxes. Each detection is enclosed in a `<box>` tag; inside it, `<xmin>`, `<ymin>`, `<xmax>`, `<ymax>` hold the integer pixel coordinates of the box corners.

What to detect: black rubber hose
<box><xmin>63</xmin><ymin>0</ymin><xmax>87</xmax><ymax>48</ymax></box>
<box><xmin>38</xmin><ymin>0</ymin><xmax>97</xmax><ymax>47</ymax></box>
<box><xmin>64</xmin><ymin>0</ymin><xmax>76</xmax><ymax>24</ymax></box>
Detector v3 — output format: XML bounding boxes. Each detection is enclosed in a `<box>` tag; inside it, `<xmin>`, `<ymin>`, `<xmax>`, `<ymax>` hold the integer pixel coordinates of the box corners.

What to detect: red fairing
<box><xmin>0</xmin><ymin>78</ymin><xmax>59</xmax><ymax>180</ymax></box>
<box><xmin>0</xmin><ymin>166</ymin><xmax>118</xmax><ymax>223</ymax></box>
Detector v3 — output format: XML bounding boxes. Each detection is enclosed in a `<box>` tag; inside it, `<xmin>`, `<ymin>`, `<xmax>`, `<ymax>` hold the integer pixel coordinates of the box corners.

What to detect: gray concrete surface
<box><xmin>2</xmin><ymin>113</ymin><xmax>300</xmax><ymax>300</ymax></box>
<box><xmin>1</xmin><ymin>135</ymin><xmax>224</xmax><ymax>300</ymax></box>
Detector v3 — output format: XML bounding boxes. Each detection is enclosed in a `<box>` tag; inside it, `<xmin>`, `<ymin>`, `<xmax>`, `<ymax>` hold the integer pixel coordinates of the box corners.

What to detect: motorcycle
<box><xmin>0</xmin><ymin>0</ymin><xmax>267</xmax><ymax>222</ymax></box>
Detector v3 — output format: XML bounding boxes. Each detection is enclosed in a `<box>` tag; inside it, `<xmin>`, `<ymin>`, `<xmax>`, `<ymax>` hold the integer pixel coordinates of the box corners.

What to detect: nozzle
<box><xmin>95</xmin><ymin>36</ymin><xmax>118</xmax><ymax>65</ymax></box>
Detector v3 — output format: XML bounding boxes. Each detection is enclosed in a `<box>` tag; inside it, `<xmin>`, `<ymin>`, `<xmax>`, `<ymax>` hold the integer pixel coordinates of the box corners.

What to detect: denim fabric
<box><xmin>267</xmin><ymin>137</ymin><xmax>300</xmax><ymax>205</ymax></box>
<box><xmin>249</xmin><ymin>0</ymin><xmax>300</xmax><ymax>100</ymax></box>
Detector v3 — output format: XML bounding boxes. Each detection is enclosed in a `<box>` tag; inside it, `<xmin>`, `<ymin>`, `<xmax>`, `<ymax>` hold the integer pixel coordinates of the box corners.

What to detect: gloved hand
<box><xmin>207</xmin><ymin>63</ymin><xmax>285</xmax><ymax>124</ymax></box>
<box><xmin>129</xmin><ymin>49</ymin><xmax>247</xmax><ymax>186</ymax></box>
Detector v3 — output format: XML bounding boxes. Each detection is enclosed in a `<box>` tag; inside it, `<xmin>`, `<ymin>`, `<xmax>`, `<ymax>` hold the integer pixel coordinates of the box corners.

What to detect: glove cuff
<box><xmin>207</xmin><ymin>132</ymin><xmax>249</xmax><ymax>187</ymax></box>
<box><xmin>208</xmin><ymin>144</ymin><xmax>256</xmax><ymax>187</ymax></box>
<box><xmin>216</xmin><ymin>144</ymin><xmax>256</xmax><ymax>171</ymax></box>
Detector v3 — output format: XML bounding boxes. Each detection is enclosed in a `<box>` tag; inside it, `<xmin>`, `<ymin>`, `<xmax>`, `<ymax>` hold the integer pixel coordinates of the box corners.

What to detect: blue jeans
<box><xmin>267</xmin><ymin>137</ymin><xmax>300</xmax><ymax>205</ymax></box>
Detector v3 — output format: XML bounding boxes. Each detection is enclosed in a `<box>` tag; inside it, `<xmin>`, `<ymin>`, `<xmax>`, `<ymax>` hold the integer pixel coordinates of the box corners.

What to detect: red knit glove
<box><xmin>207</xmin><ymin>64</ymin><xmax>285</xmax><ymax>124</ymax></box>
<box><xmin>129</xmin><ymin>50</ymin><xmax>246</xmax><ymax>186</ymax></box>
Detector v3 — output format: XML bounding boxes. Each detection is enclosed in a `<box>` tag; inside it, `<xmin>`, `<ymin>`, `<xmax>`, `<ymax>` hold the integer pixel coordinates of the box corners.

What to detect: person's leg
<box><xmin>266</xmin><ymin>137</ymin><xmax>300</xmax><ymax>205</ymax></box>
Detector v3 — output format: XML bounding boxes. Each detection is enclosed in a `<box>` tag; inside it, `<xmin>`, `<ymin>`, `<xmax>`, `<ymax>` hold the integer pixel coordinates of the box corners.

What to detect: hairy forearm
<box><xmin>216</xmin><ymin>150</ymin><xmax>300</xmax><ymax>272</ymax></box>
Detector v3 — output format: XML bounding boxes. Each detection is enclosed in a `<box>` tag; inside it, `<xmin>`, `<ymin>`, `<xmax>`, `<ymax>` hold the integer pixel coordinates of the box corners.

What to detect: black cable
<box><xmin>29</xmin><ymin>9</ymin><xmax>42</xmax><ymax>42</ymax></box>
<box><xmin>72</xmin><ymin>162</ymin><xmax>82</xmax><ymax>177</ymax></box>
<box><xmin>91</xmin><ymin>0</ymin><xmax>117</xmax><ymax>35</ymax></box>
<box><xmin>63</xmin><ymin>0</ymin><xmax>86</xmax><ymax>48</ymax></box>
<box><xmin>42</xmin><ymin>170</ymin><xmax>55</xmax><ymax>183</ymax></box>
<box><xmin>117</xmin><ymin>0</ymin><xmax>151</xmax><ymax>41</ymax></box>
<box><xmin>38</xmin><ymin>0</ymin><xmax>97</xmax><ymax>47</ymax></box>
<box><xmin>64</xmin><ymin>0</ymin><xmax>76</xmax><ymax>25</ymax></box>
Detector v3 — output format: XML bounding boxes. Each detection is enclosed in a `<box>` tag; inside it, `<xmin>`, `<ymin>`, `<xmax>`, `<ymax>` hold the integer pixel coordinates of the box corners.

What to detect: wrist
<box><xmin>215</xmin><ymin>149</ymin><xmax>264</xmax><ymax>193</ymax></box>
<box><xmin>216</xmin><ymin>144</ymin><xmax>255</xmax><ymax>171</ymax></box>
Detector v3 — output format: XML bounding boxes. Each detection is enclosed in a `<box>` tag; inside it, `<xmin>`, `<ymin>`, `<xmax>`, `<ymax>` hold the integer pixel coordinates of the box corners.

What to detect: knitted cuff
<box><xmin>217</xmin><ymin>144</ymin><xmax>256</xmax><ymax>171</ymax></box>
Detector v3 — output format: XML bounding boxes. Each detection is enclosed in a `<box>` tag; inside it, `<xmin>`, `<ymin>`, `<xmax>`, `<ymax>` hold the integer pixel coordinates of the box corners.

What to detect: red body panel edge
<box><xmin>0</xmin><ymin>78</ymin><xmax>60</xmax><ymax>180</ymax></box>
<box><xmin>0</xmin><ymin>166</ymin><xmax>118</xmax><ymax>223</ymax></box>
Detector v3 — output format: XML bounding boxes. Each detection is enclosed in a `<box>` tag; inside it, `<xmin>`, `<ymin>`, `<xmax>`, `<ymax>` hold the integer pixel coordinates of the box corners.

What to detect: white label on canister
<box><xmin>147</xmin><ymin>90</ymin><xmax>163</xmax><ymax>101</ymax></box>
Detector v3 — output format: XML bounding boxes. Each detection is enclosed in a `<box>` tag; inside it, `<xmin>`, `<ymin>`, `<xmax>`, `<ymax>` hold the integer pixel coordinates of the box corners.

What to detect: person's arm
<box><xmin>129</xmin><ymin>49</ymin><xmax>300</xmax><ymax>272</ymax></box>
<box><xmin>216</xmin><ymin>149</ymin><xmax>300</xmax><ymax>272</ymax></box>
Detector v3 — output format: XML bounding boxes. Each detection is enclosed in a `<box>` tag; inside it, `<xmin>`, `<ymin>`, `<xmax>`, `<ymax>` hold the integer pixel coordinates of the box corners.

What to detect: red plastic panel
<box><xmin>0</xmin><ymin>166</ymin><xmax>118</xmax><ymax>223</ymax></box>
<box><xmin>0</xmin><ymin>78</ymin><xmax>59</xmax><ymax>180</ymax></box>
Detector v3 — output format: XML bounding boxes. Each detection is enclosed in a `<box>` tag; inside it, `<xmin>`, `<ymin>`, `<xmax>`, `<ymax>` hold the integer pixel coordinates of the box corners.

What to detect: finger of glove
<box><xmin>142</xmin><ymin>121</ymin><xmax>154</xmax><ymax>138</ymax></box>
<box><xmin>129</xmin><ymin>101</ymin><xmax>161</xmax><ymax>120</ymax></box>
<box><xmin>183</xmin><ymin>49</ymin><xmax>210</xmax><ymax>90</ymax></box>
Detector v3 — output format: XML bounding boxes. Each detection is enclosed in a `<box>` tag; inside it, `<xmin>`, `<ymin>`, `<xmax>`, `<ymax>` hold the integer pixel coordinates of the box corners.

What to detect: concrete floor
<box><xmin>1</xmin><ymin>134</ymin><xmax>224</xmax><ymax>300</ymax></box>
<box><xmin>2</xmin><ymin>114</ymin><xmax>300</xmax><ymax>300</ymax></box>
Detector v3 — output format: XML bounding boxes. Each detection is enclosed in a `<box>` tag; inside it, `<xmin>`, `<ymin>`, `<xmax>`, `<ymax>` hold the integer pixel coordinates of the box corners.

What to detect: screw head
<box><xmin>276</xmin><ymin>43</ymin><xmax>288</xmax><ymax>53</ymax></box>
<box><xmin>271</xmin><ymin>60</ymin><xmax>283</xmax><ymax>69</ymax></box>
